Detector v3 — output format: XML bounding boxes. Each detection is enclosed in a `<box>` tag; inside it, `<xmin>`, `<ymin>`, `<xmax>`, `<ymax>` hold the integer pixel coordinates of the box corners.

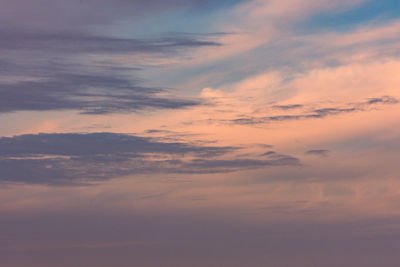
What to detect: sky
<box><xmin>0</xmin><ymin>0</ymin><xmax>400</xmax><ymax>266</ymax></box>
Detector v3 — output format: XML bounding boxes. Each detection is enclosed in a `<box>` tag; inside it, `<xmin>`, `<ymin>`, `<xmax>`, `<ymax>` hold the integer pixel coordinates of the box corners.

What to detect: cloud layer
<box><xmin>0</xmin><ymin>133</ymin><xmax>299</xmax><ymax>184</ymax></box>
<box><xmin>0</xmin><ymin>30</ymin><xmax>222</xmax><ymax>114</ymax></box>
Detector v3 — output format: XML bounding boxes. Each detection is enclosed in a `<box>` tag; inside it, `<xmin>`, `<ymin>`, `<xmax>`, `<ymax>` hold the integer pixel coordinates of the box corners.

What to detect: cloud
<box><xmin>0</xmin><ymin>132</ymin><xmax>233</xmax><ymax>157</ymax></box>
<box><xmin>0</xmin><ymin>0</ymin><xmax>228</xmax><ymax>115</ymax></box>
<box><xmin>180</xmin><ymin>0</ymin><xmax>367</xmax><ymax>66</ymax></box>
<box><xmin>0</xmin><ymin>0</ymin><xmax>228</xmax><ymax>116</ymax></box>
<box><xmin>0</xmin><ymin>133</ymin><xmax>299</xmax><ymax>185</ymax></box>
<box><xmin>181</xmin><ymin>154</ymin><xmax>299</xmax><ymax>173</ymax></box>
<box><xmin>0</xmin><ymin>30</ymin><xmax>221</xmax><ymax>55</ymax></box>
<box><xmin>175</xmin><ymin>1</ymin><xmax>400</xmax><ymax>93</ymax></box>
<box><xmin>306</xmin><ymin>149</ymin><xmax>330</xmax><ymax>156</ymax></box>
<box><xmin>261</xmin><ymin>151</ymin><xmax>276</xmax><ymax>156</ymax></box>
<box><xmin>0</xmin><ymin>72</ymin><xmax>202</xmax><ymax>114</ymax></box>
<box><xmin>273</xmin><ymin>104</ymin><xmax>304</xmax><ymax>110</ymax></box>
<box><xmin>230</xmin><ymin>96</ymin><xmax>398</xmax><ymax>125</ymax></box>
<box><xmin>0</xmin><ymin>30</ymin><xmax>222</xmax><ymax>114</ymax></box>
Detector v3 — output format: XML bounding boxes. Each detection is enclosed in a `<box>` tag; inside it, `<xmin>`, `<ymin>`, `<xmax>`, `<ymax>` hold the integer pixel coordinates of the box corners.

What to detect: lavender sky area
<box><xmin>1</xmin><ymin>0</ymin><xmax>400</xmax><ymax>266</ymax></box>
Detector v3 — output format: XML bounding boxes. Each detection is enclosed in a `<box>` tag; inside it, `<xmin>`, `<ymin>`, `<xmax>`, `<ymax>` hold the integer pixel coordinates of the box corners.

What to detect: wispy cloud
<box><xmin>231</xmin><ymin>96</ymin><xmax>398</xmax><ymax>125</ymax></box>
<box><xmin>0</xmin><ymin>30</ymin><xmax>221</xmax><ymax>55</ymax></box>
<box><xmin>0</xmin><ymin>72</ymin><xmax>201</xmax><ymax>114</ymax></box>
<box><xmin>198</xmin><ymin>95</ymin><xmax>397</xmax><ymax>126</ymax></box>
<box><xmin>0</xmin><ymin>133</ymin><xmax>299</xmax><ymax>185</ymax></box>
<box><xmin>273</xmin><ymin>104</ymin><xmax>304</xmax><ymax>110</ymax></box>
<box><xmin>0</xmin><ymin>30</ymin><xmax>221</xmax><ymax>114</ymax></box>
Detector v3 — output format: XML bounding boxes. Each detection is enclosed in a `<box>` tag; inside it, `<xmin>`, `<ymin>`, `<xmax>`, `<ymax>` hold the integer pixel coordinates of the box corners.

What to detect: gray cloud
<box><xmin>177</xmin><ymin>154</ymin><xmax>299</xmax><ymax>173</ymax></box>
<box><xmin>306</xmin><ymin>149</ymin><xmax>330</xmax><ymax>156</ymax></box>
<box><xmin>366</xmin><ymin>96</ymin><xmax>399</xmax><ymax>105</ymax></box>
<box><xmin>0</xmin><ymin>133</ymin><xmax>299</xmax><ymax>185</ymax></box>
<box><xmin>273</xmin><ymin>104</ymin><xmax>304</xmax><ymax>110</ymax></box>
<box><xmin>0</xmin><ymin>133</ymin><xmax>233</xmax><ymax>157</ymax></box>
<box><xmin>0</xmin><ymin>72</ymin><xmax>201</xmax><ymax>114</ymax></box>
<box><xmin>232</xmin><ymin>96</ymin><xmax>398</xmax><ymax>125</ymax></box>
<box><xmin>0</xmin><ymin>0</ymin><xmax>225</xmax><ymax>116</ymax></box>
<box><xmin>261</xmin><ymin>151</ymin><xmax>276</xmax><ymax>156</ymax></box>
<box><xmin>0</xmin><ymin>29</ymin><xmax>223</xmax><ymax>114</ymax></box>
<box><xmin>0</xmin><ymin>30</ymin><xmax>221</xmax><ymax>55</ymax></box>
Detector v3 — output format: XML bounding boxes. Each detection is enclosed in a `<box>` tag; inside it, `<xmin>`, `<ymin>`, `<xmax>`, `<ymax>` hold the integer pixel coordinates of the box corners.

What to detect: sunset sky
<box><xmin>1</xmin><ymin>0</ymin><xmax>400</xmax><ymax>266</ymax></box>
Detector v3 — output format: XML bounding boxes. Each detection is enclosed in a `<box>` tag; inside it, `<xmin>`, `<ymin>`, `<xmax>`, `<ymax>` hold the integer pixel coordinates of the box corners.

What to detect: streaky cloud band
<box><xmin>0</xmin><ymin>133</ymin><xmax>299</xmax><ymax>185</ymax></box>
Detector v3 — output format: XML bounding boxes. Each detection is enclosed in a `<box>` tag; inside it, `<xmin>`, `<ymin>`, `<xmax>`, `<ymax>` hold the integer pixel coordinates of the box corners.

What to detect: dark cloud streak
<box><xmin>0</xmin><ymin>133</ymin><xmax>299</xmax><ymax>185</ymax></box>
<box><xmin>306</xmin><ymin>149</ymin><xmax>330</xmax><ymax>156</ymax></box>
<box><xmin>0</xmin><ymin>72</ymin><xmax>202</xmax><ymax>114</ymax></box>
<box><xmin>231</xmin><ymin>96</ymin><xmax>398</xmax><ymax>125</ymax></box>
<box><xmin>0</xmin><ymin>30</ymin><xmax>221</xmax><ymax>55</ymax></box>
<box><xmin>273</xmin><ymin>104</ymin><xmax>303</xmax><ymax>110</ymax></box>
<box><xmin>0</xmin><ymin>29</ymin><xmax>223</xmax><ymax>114</ymax></box>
